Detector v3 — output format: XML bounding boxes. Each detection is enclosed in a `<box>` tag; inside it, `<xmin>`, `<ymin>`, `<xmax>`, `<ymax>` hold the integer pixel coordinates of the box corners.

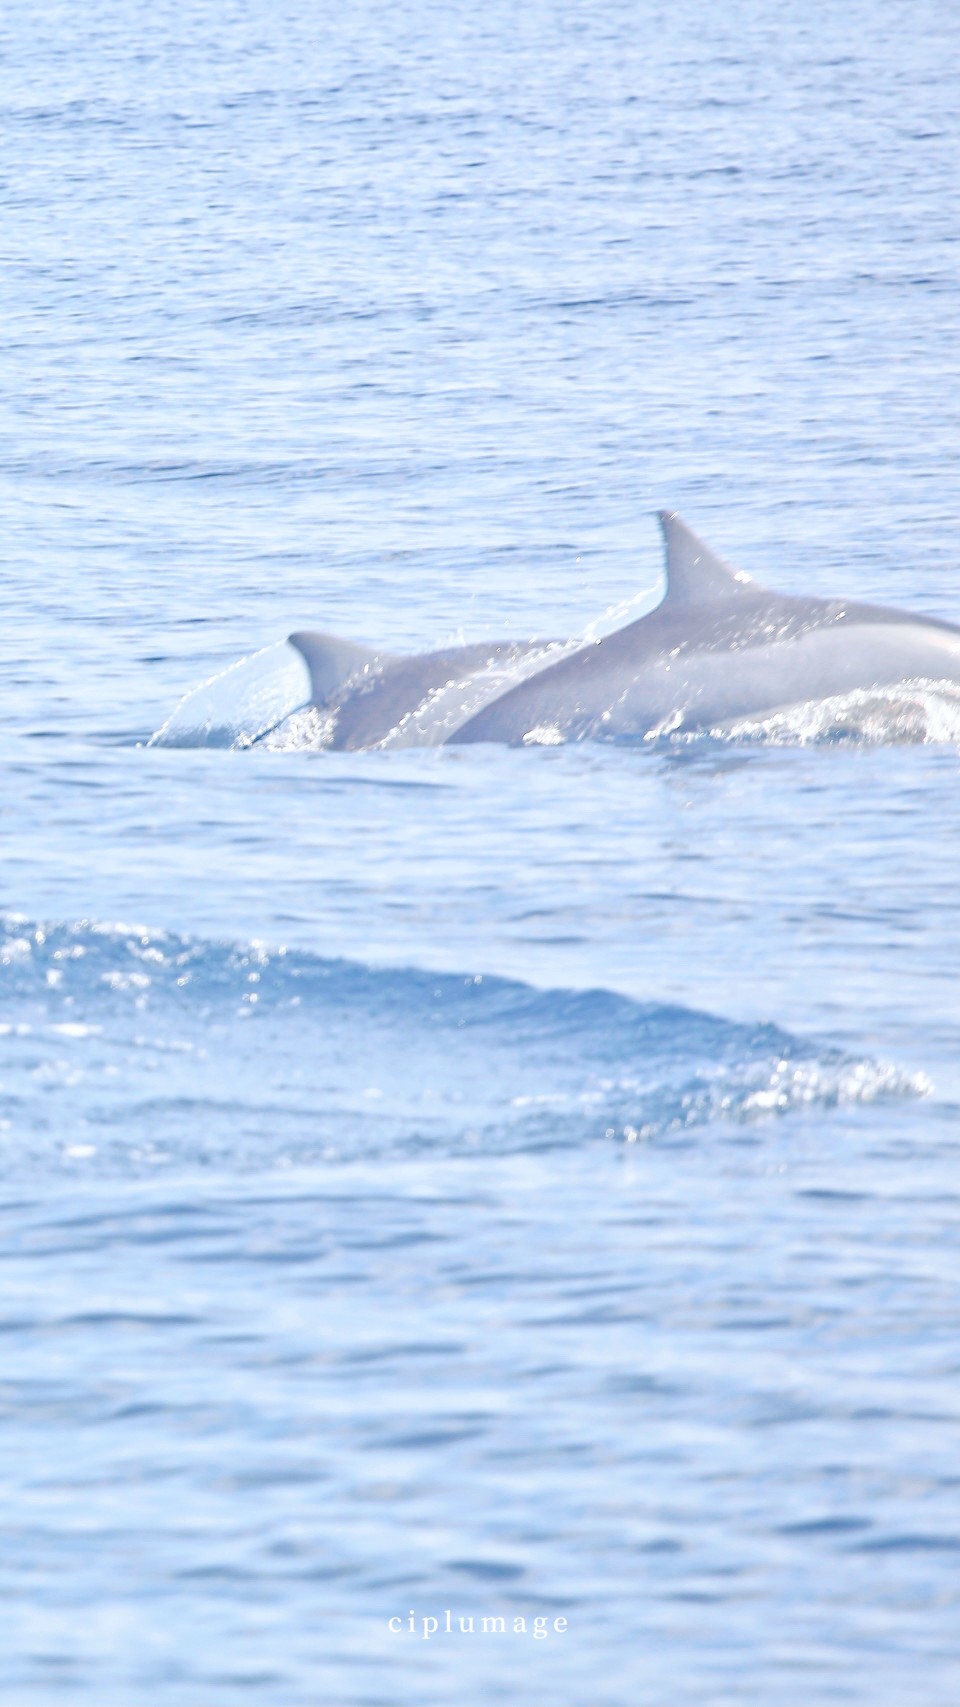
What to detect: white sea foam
<box><xmin>709</xmin><ymin>681</ymin><xmax>960</xmax><ymax>748</ymax></box>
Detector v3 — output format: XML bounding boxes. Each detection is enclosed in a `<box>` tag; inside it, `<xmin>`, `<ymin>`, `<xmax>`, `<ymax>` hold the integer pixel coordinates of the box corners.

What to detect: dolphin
<box><xmin>286</xmin><ymin>632</ymin><xmax>579</xmax><ymax>750</ymax></box>
<box><xmin>289</xmin><ymin>513</ymin><xmax>960</xmax><ymax>749</ymax></box>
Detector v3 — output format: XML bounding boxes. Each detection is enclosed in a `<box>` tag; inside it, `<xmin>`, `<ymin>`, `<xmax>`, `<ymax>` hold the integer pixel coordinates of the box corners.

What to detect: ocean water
<box><xmin>2</xmin><ymin>1</ymin><xmax>960</xmax><ymax>1702</ymax></box>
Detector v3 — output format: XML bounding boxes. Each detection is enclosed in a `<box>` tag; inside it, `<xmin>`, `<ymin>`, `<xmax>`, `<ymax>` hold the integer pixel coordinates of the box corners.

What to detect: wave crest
<box><xmin>0</xmin><ymin>915</ymin><xmax>927</xmax><ymax>1171</ymax></box>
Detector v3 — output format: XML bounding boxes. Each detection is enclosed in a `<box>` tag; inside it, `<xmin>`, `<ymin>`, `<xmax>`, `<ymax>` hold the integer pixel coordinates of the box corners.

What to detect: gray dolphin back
<box><xmin>289</xmin><ymin>632</ymin><xmax>390</xmax><ymax>706</ymax></box>
<box><xmin>290</xmin><ymin>515</ymin><xmax>960</xmax><ymax>750</ymax></box>
<box><xmin>290</xmin><ymin>631</ymin><xmax>568</xmax><ymax>750</ymax></box>
<box><xmin>451</xmin><ymin>512</ymin><xmax>960</xmax><ymax>745</ymax></box>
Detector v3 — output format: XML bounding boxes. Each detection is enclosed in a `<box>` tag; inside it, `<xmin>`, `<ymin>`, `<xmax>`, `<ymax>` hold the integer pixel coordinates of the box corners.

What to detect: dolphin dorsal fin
<box><xmin>658</xmin><ymin>511</ymin><xmax>755</xmax><ymax>608</ymax></box>
<box><xmin>288</xmin><ymin>631</ymin><xmax>389</xmax><ymax>706</ymax></box>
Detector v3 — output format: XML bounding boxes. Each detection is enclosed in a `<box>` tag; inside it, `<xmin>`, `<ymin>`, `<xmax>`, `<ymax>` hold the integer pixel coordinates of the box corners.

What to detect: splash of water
<box><xmin>698</xmin><ymin>680</ymin><xmax>960</xmax><ymax>748</ymax></box>
<box><xmin>147</xmin><ymin>643</ymin><xmax>311</xmax><ymax>749</ymax></box>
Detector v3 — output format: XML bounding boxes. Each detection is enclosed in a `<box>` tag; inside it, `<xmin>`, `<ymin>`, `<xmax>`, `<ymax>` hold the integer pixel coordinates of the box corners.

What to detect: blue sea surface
<box><xmin>2</xmin><ymin>2</ymin><xmax>960</xmax><ymax>1702</ymax></box>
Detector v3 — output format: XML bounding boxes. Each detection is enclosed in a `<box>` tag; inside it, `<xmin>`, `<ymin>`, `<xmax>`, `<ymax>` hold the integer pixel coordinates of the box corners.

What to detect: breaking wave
<box><xmin>0</xmin><ymin>915</ymin><xmax>927</xmax><ymax>1174</ymax></box>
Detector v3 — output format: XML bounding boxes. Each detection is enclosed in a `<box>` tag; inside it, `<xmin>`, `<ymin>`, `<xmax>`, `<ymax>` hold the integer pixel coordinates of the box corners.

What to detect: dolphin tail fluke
<box><xmin>288</xmin><ymin>632</ymin><xmax>387</xmax><ymax>706</ymax></box>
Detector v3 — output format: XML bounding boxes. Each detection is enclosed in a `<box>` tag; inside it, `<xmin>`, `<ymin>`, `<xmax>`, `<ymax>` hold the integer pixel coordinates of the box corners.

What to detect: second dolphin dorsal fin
<box><xmin>658</xmin><ymin>511</ymin><xmax>757</xmax><ymax>609</ymax></box>
<box><xmin>288</xmin><ymin>631</ymin><xmax>389</xmax><ymax>706</ymax></box>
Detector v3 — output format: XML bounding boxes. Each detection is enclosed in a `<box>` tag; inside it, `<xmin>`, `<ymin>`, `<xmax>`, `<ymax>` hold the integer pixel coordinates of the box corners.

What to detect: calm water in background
<box><xmin>2</xmin><ymin>2</ymin><xmax>960</xmax><ymax>1702</ymax></box>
